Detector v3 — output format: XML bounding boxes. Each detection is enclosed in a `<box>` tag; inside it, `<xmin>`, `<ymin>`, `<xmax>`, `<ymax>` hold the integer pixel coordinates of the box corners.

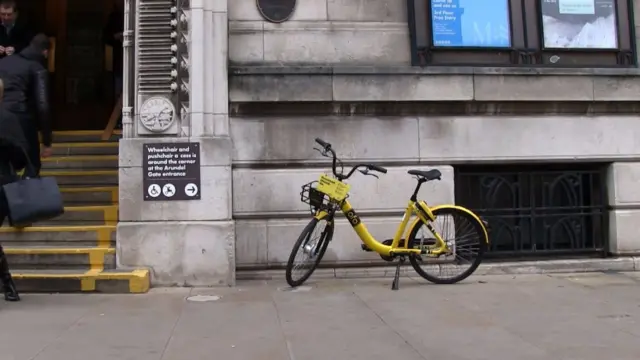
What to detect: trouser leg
<box><xmin>0</xmin><ymin>160</ymin><xmax>20</xmax><ymax>301</ymax></box>
<box><xmin>0</xmin><ymin>243</ymin><xmax>19</xmax><ymax>301</ymax></box>
<box><xmin>23</xmin><ymin>125</ymin><xmax>41</xmax><ymax>178</ymax></box>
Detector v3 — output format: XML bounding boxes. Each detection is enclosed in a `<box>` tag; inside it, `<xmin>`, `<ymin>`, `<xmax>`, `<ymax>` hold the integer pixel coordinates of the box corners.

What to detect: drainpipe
<box><xmin>121</xmin><ymin>0</ymin><xmax>133</xmax><ymax>138</ymax></box>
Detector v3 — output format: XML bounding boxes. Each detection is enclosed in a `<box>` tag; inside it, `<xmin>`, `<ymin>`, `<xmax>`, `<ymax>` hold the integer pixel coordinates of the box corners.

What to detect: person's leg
<box><xmin>22</xmin><ymin>122</ymin><xmax>41</xmax><ymax>178</ymax></box>
<box><xmin>0</xmin><ymin>158</ymin><xmax>20</xmax><ymax>301</ymax></box>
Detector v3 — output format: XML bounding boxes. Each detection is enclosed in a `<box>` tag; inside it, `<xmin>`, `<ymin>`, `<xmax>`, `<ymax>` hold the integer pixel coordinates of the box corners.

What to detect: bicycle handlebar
<box><xmin>314</xmin><ymin>138</ymin><xmax>388</xmax><ymax>180</ymax></box>
<box><xmin>315</xmin><ymin>138</ymin><xmax>330</xmax><ymax>149</ymax></box>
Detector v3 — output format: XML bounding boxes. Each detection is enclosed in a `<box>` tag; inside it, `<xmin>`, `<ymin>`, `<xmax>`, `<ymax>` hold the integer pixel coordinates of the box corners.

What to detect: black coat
<box><xmin>0</xmin><ymin>45</ymin><xmax>52</xmax><ymax>146</ymax></box>
<box><xmin>0</xmin><ymin>105</ymin><xmax>29</xmax><ymax>171</ymax></box>
<box><xmin>0</xmin><ymin>18</ymin><xmax>35</xmax><ymax>60</ymax></box>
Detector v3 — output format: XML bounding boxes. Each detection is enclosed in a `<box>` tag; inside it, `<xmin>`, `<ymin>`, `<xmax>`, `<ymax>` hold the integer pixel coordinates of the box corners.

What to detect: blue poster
<box><xmin>431</xmin><ymin>0</ymin><xmax>511</xmax><ymax>48</ymax></box>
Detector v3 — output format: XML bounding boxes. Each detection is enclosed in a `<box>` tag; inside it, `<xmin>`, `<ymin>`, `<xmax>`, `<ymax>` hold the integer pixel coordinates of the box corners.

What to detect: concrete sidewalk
<box><xmin>2</xmin><ymin>272</ymin><xmax>640</xmax><ymax>360</ymax></box>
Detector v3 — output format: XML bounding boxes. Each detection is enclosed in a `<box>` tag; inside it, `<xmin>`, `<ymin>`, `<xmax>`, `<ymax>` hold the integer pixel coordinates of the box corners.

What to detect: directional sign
<box><xmin>185</xmin><ymin>183</ymin><xmax>199</xmax><ymax>197</ymax></box>
<box><xmin>143</xmin><ymin>142</ymin><xmax>202</xmax><ymax>201</ymax></box>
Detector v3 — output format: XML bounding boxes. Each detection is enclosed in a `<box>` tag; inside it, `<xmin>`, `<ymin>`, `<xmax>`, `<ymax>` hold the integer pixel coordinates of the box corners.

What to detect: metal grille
<box><xmin>136</xmin><ymin>0</ymin><xmax>174</xmax><ymax>93</ymax></box>
<box><xmin>455</xmin><ymin>164</ymin><xmax>608</xmax><ymax>258</ymax></box>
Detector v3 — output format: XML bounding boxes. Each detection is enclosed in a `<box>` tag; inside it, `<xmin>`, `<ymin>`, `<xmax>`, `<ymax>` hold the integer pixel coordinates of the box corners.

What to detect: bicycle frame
<box><xmin>314</xmin><ymin>198</ymin><xmax>450</xmax><ymax>257</ymax></box>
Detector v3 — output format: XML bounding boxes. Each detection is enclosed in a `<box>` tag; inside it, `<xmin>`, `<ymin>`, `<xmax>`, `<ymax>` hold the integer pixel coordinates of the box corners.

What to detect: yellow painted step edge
<box><xmin>0</xmin><ymin>225</ymin><xmax>115</xmax><ymax>232</ymax></box>
<box><xmin>4</xmin><ymin>247</ymin><xmax>115</xmax><ymax>255</ymax></box>
<box><xmin>52</xmin><ymin>142</ymin><xmax>119</xmax><ymax>148</ymax></box>
<box><xmin>64</xmin><ymin>205</ymin><xmax>118</xmax><ymax>225</ymax></box>
<box><xmin>64</xmin><ymin>205</ymin><xmax>117</xmax><ymax>211</ymax></box>
<box><xmin>49</xmin><ymin>130</ymin><xmax>122</xmax><ymax>136</ymax></box>
<box><xmin>60</xmin><ymin>186</ymin><xmax>118</xmax><ymax>193</ymax></box>
<box><xmin>0</xmin><ymin>225</ymin><xmax>115</xmax><ymax>247</ymax></box>
<box><xmin>41</xmin><ymin>170</ymin><xmax>118</xmax><ymax>176</ymax></box>
<box><xmin>42</xmin><ymin>155</ymin><xmax>119</xmax><ymax>162</ymax></box>
<box><xmin>13</xmin><ymin>268</ymin><xmax>150</xmax><ymax>293</ymax></box>
<box><xmin>5</xmin><ymin>247</ymin><xmax>115</xmax><ymax>271</ymax></box>
<box><xmin>59</xmin><ymin>186</ymin><xmax>119</xmax><ymax>204</ymax></box>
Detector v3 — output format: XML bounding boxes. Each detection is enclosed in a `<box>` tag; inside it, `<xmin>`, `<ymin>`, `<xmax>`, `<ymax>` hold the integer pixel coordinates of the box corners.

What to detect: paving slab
<box><xmin>1</xmin><ymin>273</ymin><xmax>640</xmax><ymax>360</ymax></box>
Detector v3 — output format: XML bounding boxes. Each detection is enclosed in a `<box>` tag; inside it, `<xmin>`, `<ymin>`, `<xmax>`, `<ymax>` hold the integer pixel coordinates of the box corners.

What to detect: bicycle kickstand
<box><xmin>391</xmin><ymin>256</ymin><xmax>406</xmax><ymax>291</ymax></box>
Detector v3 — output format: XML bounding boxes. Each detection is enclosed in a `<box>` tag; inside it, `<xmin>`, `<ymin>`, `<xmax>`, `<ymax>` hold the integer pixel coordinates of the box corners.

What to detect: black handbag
<box><xmin>1</xmin><ymin>155</ymin><xmax>64</xmax><ymax>228</ymax></box>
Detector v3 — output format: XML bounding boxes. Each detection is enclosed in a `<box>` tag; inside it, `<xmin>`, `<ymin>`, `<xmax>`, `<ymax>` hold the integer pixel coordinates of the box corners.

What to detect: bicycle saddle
<box><xmin>407</xmin><ymin>169</ymin><xmax>441</xmax><ymax>181</ymax></box>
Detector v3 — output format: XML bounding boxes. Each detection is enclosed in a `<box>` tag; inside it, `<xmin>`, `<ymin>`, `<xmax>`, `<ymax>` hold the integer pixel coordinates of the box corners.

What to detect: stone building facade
<box><xmin>116</xmin><ymin>0</ymin><xmax>640</xmax><ymax>286</ymax></box>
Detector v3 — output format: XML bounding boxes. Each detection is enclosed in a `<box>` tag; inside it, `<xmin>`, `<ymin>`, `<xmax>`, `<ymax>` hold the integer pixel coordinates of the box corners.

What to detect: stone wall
<box><xmin>231</xmin><ymin>115</ymin><xmax>640</xmax><ymax>268</ymax></box>
<box><xmin>229</xmin><ymin>0</ymin><xmax>410</xmax><ymax>65</ymax></box>
<box><xmin>225</xmin><ymin>0</ymin><xmax>640</xmax><ymax>270</ymax></box>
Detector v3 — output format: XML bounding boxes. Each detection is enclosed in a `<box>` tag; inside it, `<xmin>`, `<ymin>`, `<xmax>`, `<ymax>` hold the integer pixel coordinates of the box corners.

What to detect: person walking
<box><xmin>0</xmin><ymin>77</ymin><xmax>27</xmax><ymax>302</ymax></box>
<box><xmin>0</xmin><ymin>33</ymin><xmax>53</xmax><ymax>177</ymax></box>
<box><xmin>0</xmin><ymin>0</ymin><xmax>36</xmax><ymax>59</ymax></box>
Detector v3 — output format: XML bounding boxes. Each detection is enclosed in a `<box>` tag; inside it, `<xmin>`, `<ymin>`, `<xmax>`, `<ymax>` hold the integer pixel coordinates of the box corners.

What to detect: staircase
<box><xmin>0</xmin><ymin>131</ymin><xmax>150</xmax><ymax>294</ymax></box>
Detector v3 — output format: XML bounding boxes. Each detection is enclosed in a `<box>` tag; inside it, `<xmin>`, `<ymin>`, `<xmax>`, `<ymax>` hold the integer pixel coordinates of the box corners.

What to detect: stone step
<box><xmin>1</xmin><ymin>205</ymin><xmax>118</xmax><ymax>227</ymax></box>
<box><xmin>41</xmin><ymin>155</ymin><xmax>119</xmax><ymax>170</ymax></box>
<box><xmin>41</xmin><ymin>169</ymin><xmax>118</xmax><ymax>186</ymax></box>
<box><xmin>12</xmin><ymin>268</ymin><xmax>150</xmax><ymax>293</ymax></box>
<box><xmin>60</xmin><ymin>186</ymin><xmax>119</xmax><ymax>205</ymax></box>
<box><xmin>42</xmin><ymin>130</ymin><xmax>122</xmax><ymax>143</ymax></box>
<box><xmin>50</xmin><ymin>142</ymin><xmax>119</xmax><ymax>156</ymax></box>
<box><xmin>0</xmin><ymin>225</ymin><xmax>115</xmax><ymax>247</ymax></box>
<box><xmin>4</xmin><ymin>246</ymin><xmax>116</xmax><ymax>270</ymax></box>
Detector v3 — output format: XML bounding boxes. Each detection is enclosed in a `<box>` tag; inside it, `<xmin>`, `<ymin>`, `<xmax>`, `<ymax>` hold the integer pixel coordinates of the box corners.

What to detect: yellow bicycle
<box><xmin>285</xmin><ymin>138</ymin><xmax>490</xmax><ymax>290</ymax></box>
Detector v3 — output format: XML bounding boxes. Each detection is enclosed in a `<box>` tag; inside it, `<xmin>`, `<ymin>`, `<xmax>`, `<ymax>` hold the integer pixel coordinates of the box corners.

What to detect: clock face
<box><xmin>139</xmin><ymin>97</ymin><xmax>175</xmax><ymax>132</ymax></box>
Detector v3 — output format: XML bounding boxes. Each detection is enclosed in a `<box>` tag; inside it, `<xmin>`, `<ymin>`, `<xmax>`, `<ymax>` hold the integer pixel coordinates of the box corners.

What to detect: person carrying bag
<box><xmin>2</xmin><ymin>157</ymin><xmax>64</xmax><ymax>228</ymax></box>
<box><xmin>0</xmin><ymin>78</ymin><xmax>64</xmax><ymax>301</ymax></box>
<box><xmin>0</xmin><ymin>76</ymin><xmax>28</xmax><ymax>301</ymax></box>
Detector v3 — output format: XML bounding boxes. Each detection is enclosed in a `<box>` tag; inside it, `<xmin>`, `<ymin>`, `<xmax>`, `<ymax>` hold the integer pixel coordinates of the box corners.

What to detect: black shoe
<box><xmin>3</xmin><ymin>278</ymin><xmax>20</xmax><ymax>302</ymax></box>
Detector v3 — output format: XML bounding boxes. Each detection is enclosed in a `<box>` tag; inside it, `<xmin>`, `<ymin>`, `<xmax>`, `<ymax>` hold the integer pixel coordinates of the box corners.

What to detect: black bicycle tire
<box><xmin>407</xmin><ymin>206</ymin><xmax>487</xmax><ymax>285</ymax></box>
<box><xmin>285</xmin><ymin>218</ymin><xmax>333</xmax><ymax>287</ymax></box>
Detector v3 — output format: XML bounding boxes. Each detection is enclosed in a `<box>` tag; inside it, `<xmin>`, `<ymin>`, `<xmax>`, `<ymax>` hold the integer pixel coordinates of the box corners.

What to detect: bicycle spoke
<box><xmin>288</xmin><ymin>220</ymin><xmax>327</xmax><ymax>283</ymax></box>
<box><xmin>412</xmin><ymin>210</ymin><xmax>484</xmax><ymax>282</ymax></box>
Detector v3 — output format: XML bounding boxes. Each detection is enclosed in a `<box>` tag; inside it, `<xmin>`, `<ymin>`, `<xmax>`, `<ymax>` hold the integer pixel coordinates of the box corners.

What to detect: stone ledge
<box><xmin>229</xmin><ymin>68</ymin><xmax>640</xmax><ymax>102</ymax></box>
<box><xmin>236</xmin><ymin>257</ymin><xmax>639</xmax><ymax>281</ymax></box>
<box><xmin>230</xmin><ymin>65</ymin><xmax>640</xmax><ymax>76</ymax></box>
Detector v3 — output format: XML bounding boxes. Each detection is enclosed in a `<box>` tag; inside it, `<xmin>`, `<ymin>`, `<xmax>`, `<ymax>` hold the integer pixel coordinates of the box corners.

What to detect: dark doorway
<box><xmin>19</xmin><ymin>0</ymin><xmax>121</xmax><ymax>130</ymax></box>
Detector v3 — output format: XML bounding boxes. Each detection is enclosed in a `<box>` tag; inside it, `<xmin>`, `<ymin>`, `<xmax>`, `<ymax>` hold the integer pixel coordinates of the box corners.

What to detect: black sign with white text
<box><xmin>143</xmin><ymin>142</ymin><xmax>201</xmax><ymax>201</ymax></box>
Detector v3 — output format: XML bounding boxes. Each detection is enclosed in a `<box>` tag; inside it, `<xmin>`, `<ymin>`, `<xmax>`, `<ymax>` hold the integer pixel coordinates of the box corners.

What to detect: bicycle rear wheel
<box><xmin>407</xmin><ymin>206</ymin><xmax>487</xmax><ymax>284</ymax></box>
<box><xmin>285</xmin><ymin>217</ymin><xmax>333</xmax><ymax>287</ymax></box>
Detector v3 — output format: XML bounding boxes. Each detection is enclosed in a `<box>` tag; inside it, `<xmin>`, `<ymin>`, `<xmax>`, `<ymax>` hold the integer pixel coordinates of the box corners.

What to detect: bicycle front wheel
<box><xmin>407</xmin><ymin>206</ymin><xmax>487</xmax><ymax>284</ymax></box>
<box><xmin>285</xmin><ymin>217</ymin><xmax>333</xmax><ymax>287</ymax></box>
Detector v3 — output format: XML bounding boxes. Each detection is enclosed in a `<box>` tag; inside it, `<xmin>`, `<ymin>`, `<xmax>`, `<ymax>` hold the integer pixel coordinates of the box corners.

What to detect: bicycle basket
<box><xmin>300</xmin><ymin>181</ymin><xmax>329</xmax><ymax>214</ymax></box>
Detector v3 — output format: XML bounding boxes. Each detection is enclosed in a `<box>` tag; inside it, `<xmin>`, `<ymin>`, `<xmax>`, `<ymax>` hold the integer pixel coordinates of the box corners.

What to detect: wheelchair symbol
<box><xmin>147</xmin><ymin>184</ymin><xmax>161</xmax><ymax>198</ymax></box>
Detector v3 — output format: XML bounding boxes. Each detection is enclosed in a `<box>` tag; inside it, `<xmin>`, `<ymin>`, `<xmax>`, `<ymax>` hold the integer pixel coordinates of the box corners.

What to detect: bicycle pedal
<box><xmin>360</xmin><ymin>244</ymin><xmax>373</xmax><ymax>252</ymax></box>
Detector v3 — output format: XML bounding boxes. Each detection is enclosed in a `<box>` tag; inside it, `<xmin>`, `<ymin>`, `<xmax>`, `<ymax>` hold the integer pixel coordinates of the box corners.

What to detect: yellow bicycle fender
<box><xmin>314</xmin><ymin>210</ymin><xmax>330</xmax><ymax>221</ymax></box>
<box><xmin>406</xmin><ymin>205</ymin><xmax>490</xmax><ymax>244</ymax></box>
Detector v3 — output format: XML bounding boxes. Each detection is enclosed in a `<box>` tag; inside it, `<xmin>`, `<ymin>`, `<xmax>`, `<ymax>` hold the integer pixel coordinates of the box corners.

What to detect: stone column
<box><xmin>116</xmin><ymin>0</ymin><xmax>235</xmax><ymax>286</ymax></box>
<box><xmin>607</xmin><ymin>163</ymin><xmax>640</xmax><ymax>255</ymax></box>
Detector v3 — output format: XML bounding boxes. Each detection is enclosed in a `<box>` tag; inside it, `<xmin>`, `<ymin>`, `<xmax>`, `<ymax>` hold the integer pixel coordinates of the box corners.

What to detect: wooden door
<box><xmin>21</xmin><ymin>0</ymin><xmax>116</xmax><ymax>130</ymax></box>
